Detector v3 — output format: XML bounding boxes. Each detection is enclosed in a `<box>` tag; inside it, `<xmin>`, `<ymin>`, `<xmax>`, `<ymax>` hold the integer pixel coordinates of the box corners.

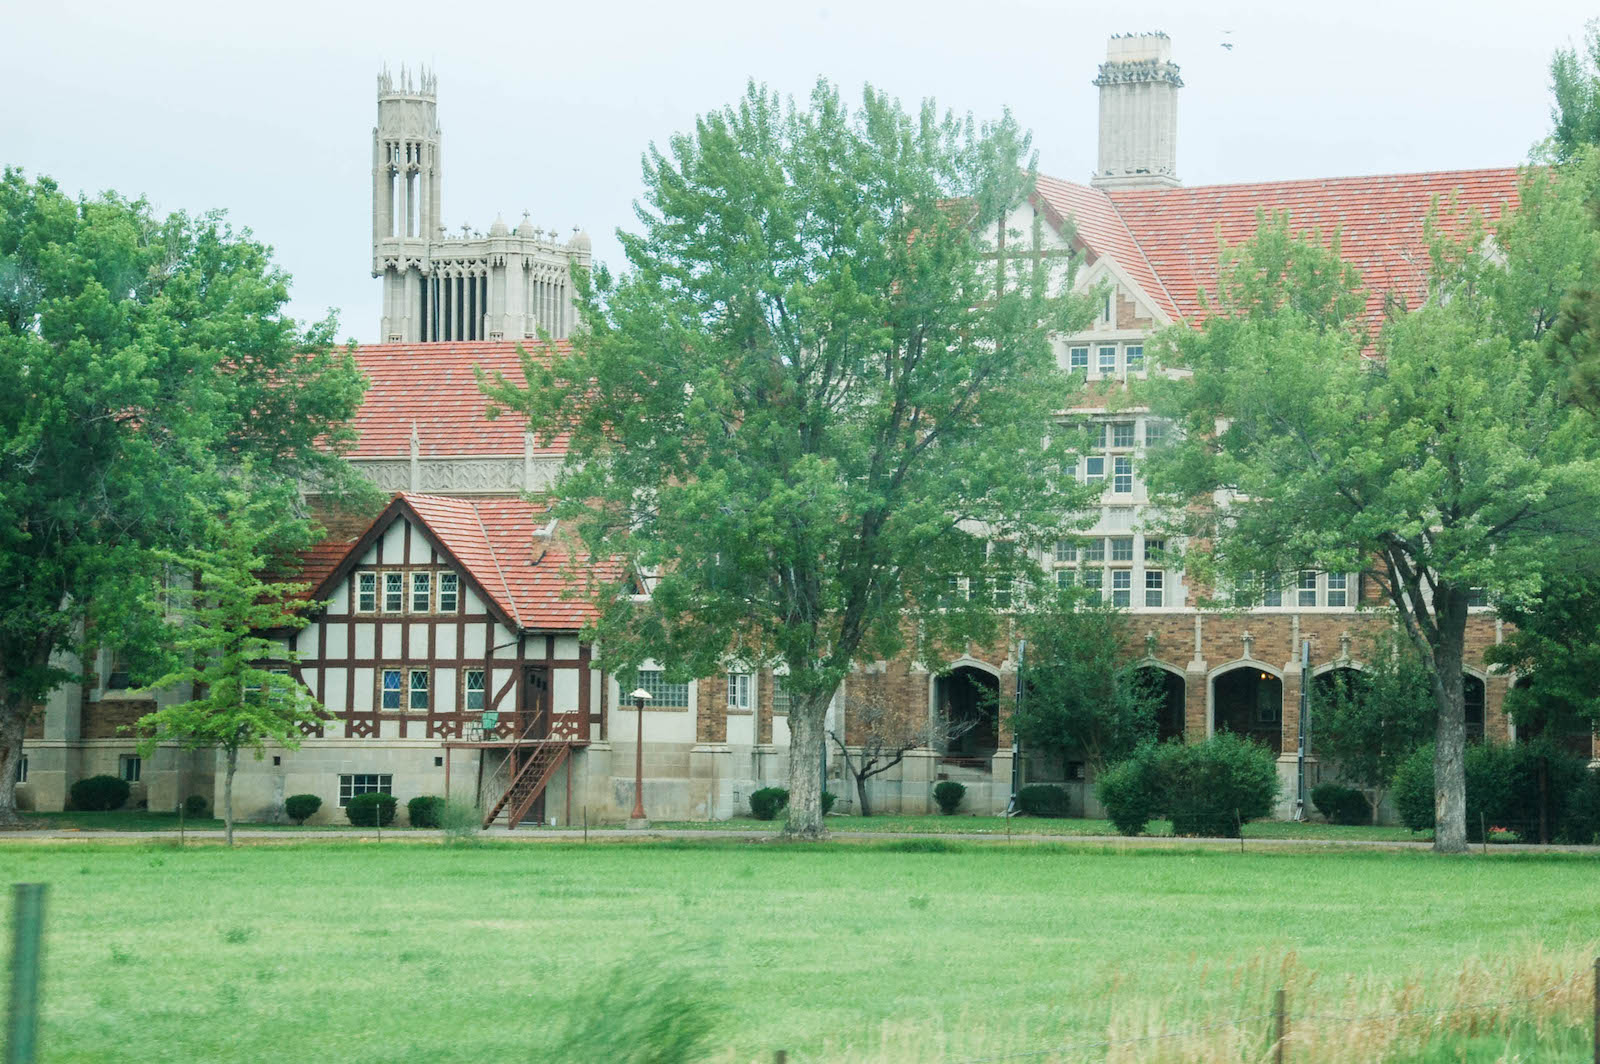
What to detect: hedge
<box><xmin>345</xmin><ymin>792</ymin><xmax>398</xmax><ymax>827</ymax></box>
<box><xmin>70</xmin><ymin>775</ymin><xmax>130</xmax><ymax>812</ymax></box>
<box><xmin>408</xmin><ymin>795</ymin><xmax>445</xmax><ymax>828</ymax></box>
<box><xmin>1096</xmin><ymin>735</ymin><xmax>1280</xmax><ymax>837</ymax></box>
<box><xmin>1016</xmin><ymin>784</ymin><xmax>1071</xmax><ymax>817</ymax></box>
<box><xmin>284</xmin><ymin>794</ymin><xmax>322</xmax><ymax>824</ymax></box>
<box><xmin>1311</xmin><ymin>782</ymin><xmax>1369</xmax><ymax>825</ymax></box>
<box><xmin>932</xmin><ymin>780</ymin><xmax>965</xmax><ymax>815</ymax></box>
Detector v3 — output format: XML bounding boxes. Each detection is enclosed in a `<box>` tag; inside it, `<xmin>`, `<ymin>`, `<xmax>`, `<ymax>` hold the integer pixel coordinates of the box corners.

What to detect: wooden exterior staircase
<box><xmin>479</xmin><ymin>708</ymin><xmax>575</xmax><ymax>829</ymax></box>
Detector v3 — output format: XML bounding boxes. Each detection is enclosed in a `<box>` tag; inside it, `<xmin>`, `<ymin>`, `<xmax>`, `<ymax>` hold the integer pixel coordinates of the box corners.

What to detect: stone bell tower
<box><xmin>373</xmin><ymin>66</ymin><xmax>442</xmax><ymax>342</ymax></box>
<box><xmin>1090</xmin><ymin>33</ymin><xmax>1183</xmax><ymax>190</ymax></box>
<box><xmin>370</xmin><ymin>66</ymin><xmax>590</xmax><ymax>344</ymax></box>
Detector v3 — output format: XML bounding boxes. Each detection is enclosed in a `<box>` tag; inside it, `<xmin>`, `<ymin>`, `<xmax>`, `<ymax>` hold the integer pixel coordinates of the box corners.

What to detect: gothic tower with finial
<box><xmin>1090</xmin><ymin>33</ymin><xmax>1183</xmax><ymax>190</ymax></box>
<box><xmin>371</xmin><ymin>66</ymin><xmax>591</xmax><ymax>343</ymax></box>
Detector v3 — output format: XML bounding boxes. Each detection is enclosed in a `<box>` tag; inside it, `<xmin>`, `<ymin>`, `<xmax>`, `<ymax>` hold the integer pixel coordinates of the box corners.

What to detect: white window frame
<box><xmin>1143</xmin><ymin>420</ymin><xmax>1166</xmax><ymax>448</ymax></box>
<box><xmin>1055</xmin><ymin>569</ymin><xmax>1076</xmax><ymax>589</ymax></box>
<box><xmin>383</xmin><ymin>572</ymin><xmax>404</xmax><ymax>613</ymax></box>
<box><xmin>357</xmin><ymin>572</ymin><xmax>377</xmax><ymax>613</ymax></box>
<box><xmin>408</xmin><ymin>668</ymin><xmax>430</xmax><ymax>711</ymax></box>
<box><xmin>1111</xmin><ymin>422</ymin><xmax>1136</xmax><ymax>449</ymax></box>
<box><xmin>1068</xmin><ymin>346</ymin><xmax>1089</xmax><ymax>373</ymax></box>
<box><xmin>1112</xmin><ymin>456</ymin><xmax>1133</xmax><ymax>494</ymax></box>
<box><xmin>1326</xmin><ymin>572</ymin><xmax>1348</xmax><ymax>608</ymax></box>
<box><xmin>1110</xmin><ymin>570</ymin><xmax>1132</xmax><ymax>607</ymax></box>
<box><xmin>770</xmin><ymin>674</ymin><xmax>791</xmax><ymax>714</ymax></box>
<box><xmin>1125</xmin><ymin>344</ymin><xmax>1144</xmax><ymax>373</ymax></box>
<box><xmin>338</xmin><ymin>773</ymin><xmax>392</xmax><ymax>807</ymax></box>
<box><xmin>1110</xmin><ymin>537</ymin><xmax>1134</xmax><ymax>563</ymax></box>
<box><xmin>380</xmin><ymin>667</ymin><xmax>403</xmax><ymax>711</ymax></box>
<box><xmin>1081</xmin><ymin>569</ymin><xmax>1103</xmax><ymax>594</ymax></box>
<box><xmin>1054</xmin><ymin>540</ymin><xmax>1076</xmax><ymax>563</ymax></box>
<box><xmin>465</xmin><ymin>669</ymin><xmax>486</xmax><ymax>712</ymax></box>
<box><xmin>1145</xmin><ymin>569</ymin><xmax>1164</xmax><ymax>608</ymax></box>
<box><xmin>1082</xmin><ymin>538</ymin><xmax>1106</xmax><ymax>564</ymax></box>
<box><xmin>1097</xmin><ymin>345</ymin><xmax>1117</xmax><ymax>375</ymax></box>
<box><xmin>1297</xmin><ymin>570</ymin><xmax>1318</xmax><ymax>608</ymax></box>
<box><xmin>1084</xmin><ymin>456</ymin><xmax>1105</xmax><ymax>485</ymax></box>
<box><xmin>119</xmin><ymin>754</ymin><xmax>141</xmax><ymax>783</ymax></box>
<box><xmin>411</xmin><ymin>571</ymin><xmax>431</xmax><ymax>613</ymax></box>
<box><xmin>726</xmin><ymin>671</ymin><xmax>752</xmax><ymax>711</ymax></box>
<box><xmin>438</xmin><ymin>572</ymin><xmax>459</xmax><ymax>613</ymax></box>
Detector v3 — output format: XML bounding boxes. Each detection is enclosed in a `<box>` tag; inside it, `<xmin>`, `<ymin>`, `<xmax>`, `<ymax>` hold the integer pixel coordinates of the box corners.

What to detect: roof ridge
<box><xmin>1099</xmin><ymin>191</ymin><xmax>1184</xmax><ymax>324</ymax></box>
<box><xmin>1103</xmin><ymin>165</ymin><xmax>1526</xmax><ymax>197</ymax></box>
<box><xmin>469</xmin><ymin>498</ymin><xmax>521</xmax><ymax>629</ymax></box>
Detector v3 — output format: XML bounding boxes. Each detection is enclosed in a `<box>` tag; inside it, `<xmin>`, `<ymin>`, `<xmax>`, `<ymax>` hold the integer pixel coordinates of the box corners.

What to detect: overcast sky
<box><xmin>6</xmin><ymin>0</ymin><xmax>1594</xmax><ymax>343</ymax></box>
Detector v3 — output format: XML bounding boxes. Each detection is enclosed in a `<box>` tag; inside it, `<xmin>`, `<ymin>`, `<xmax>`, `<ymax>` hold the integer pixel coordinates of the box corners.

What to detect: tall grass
<box><xmin>770</xmin><ymin>945</ymin><xmax>1595</xmax><ymax>1064</ymax></box>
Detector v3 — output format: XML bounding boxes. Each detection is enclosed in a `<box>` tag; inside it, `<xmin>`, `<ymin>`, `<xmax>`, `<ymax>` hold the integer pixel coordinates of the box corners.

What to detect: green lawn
<box><xmin>0</xmin><ymin>840</ymin><xmax>1594</xmax><ymax>1062</ymax></box>
<box><xmin>646</xmin><ymin>813</ymin><xmax>1433</xmax><ymax>842</ymax></box>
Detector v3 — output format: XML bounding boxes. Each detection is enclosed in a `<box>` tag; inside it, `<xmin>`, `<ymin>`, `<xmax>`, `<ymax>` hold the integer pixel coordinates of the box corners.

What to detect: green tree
<box><xmin>1144</xmin><ymin>209</ymin><xmax>1600</xmax><ymax>853</ymax></box>
<box><xmin>1311</xmin><ymin>635</ymin><xmax>1435</xmax><ymax>823</ymax></box>
<box><xmin>482</xmin><ymin>82</ymin><xmax>1095</xmax><ymax>838</ymax></box>
<box><xmin>135</xmin><ymin>483</ymin><xmax>327</xmax><ymax>845</ymax></box>
<box><xmin>0</xmin><ymin>168</ymin><xmax>367</xmax><ymax>827</ymax></box>
<box><xmin>1012</xmin><ymin>589</ymin><xmax>1159</xmax><ymax>773</ymax></box>
<box><xmin>1486</xmin><ymin>564</ymin><xmax>1600</xmax><ymax>738</ymax></box>
<box><xmin>1550</xmin><ymin>21</ymin><xmax>1600</xmax><ymax>164</ymax></box>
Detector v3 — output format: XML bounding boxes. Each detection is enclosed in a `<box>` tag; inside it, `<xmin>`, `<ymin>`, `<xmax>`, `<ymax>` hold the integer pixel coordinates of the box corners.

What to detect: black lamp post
<box><xmin>627</xmin><ymin>688</ymin><xmax>651</xmax><ymax>828</ymax></box>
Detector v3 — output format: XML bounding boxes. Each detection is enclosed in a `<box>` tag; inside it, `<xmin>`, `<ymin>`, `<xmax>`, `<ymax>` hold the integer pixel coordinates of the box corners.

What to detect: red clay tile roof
<box><xmin>1033</xmin><ymin>173</ymin><xmax>1181</xmax><ymax>323</ymax></box>
<box><xmin>1075</xmin><ymin>168</ymin><xmax>1523</xmax><ymax>337</ymax></box>
<box><xmin>304</xmin><ymin>493</ymin><xmax>617</xmax><ymax>631</ymax></box>
<box><xmin>348</xmin><ymin>341</ymin><xmax>572</xmax><ymax>459</ymax></box>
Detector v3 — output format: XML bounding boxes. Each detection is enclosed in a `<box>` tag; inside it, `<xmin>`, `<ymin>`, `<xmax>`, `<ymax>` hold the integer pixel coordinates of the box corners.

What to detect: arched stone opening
<box><xmin>937</xmin><ymin>665</ymin><xmax>1000</xmax><ymax>759</ymax></box>
<box><xmin>1211</xmin><ymin>666</ymin><xmax>1283</xmax><ymax>753</ymax></box>
<box><xmin>1311</xmin><ymin>666</ymin><xmax>1365</xmax><ymax>756</ymax></box>
<box><xmin>1133</xmin><ymin>665</ymin><xmax>1186</xmax><ymax>743</ymax></box>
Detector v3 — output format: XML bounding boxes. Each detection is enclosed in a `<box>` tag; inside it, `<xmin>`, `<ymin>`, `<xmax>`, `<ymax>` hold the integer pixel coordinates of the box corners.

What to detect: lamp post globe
<box><xmin>627</xmin><ymin>688</ymin><xmax>652</xmax><ymax>828</ymax></box>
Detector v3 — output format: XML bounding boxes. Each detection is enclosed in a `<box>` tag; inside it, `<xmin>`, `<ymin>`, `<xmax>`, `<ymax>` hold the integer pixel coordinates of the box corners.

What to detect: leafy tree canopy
<box><xmin>135</xmin><ymin>480</ymin><xmax>328</xmax><ymax>844</ymax></box>
<box><xmin>482</xmin><ymin>81</ymin><xmax>1098</xmax><ymax>836</ymax></box>
<box><xmin>1311</xmin><ymin>634</ymin><xmax>1435</xmax><ymax>821</ymax></box>
<box><xmin>1012</xmin><ymin>589</ymin><xmax>1159</xmax><ymax>772</ymax></box>
<box><xmin>1142</xmin><ymin>199</ymin><xmax>1600</xmax><ymax>852</ymax></box>
<box><xmin>0</xmin><ymin>167</ymin><xmax>368</xmax><ymax>826</ymax></box>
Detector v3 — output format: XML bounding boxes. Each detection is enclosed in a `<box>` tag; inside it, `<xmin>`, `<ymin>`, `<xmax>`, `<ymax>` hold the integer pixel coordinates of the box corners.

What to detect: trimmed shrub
<box><xmin>408</xmin><ymin>795</ymin><xmax>445</xmax><ymax>828</ymax></box>
<box><xmin>1163</xmin><ymin>733</ymin><xmax>1279</xmax><ymax>837</ymax></box>
<box><xmin>932</xmin><ymin>780</ymin><xmax>965</xmax><ymax>815</ymax></box>
<box><xmin>748</xmin><ymin>787</ymin><xmax>788</xmax><ymax>821</ymax></box>
<box><xmin>822</xmin><ymin>791</ymin><xmax>837</xmax><ymax>815</ymax></box>
<box><xmin>345</xmin><ymin>792</ymin><xmax>398</xmax><ymax>827</ymax></box>
<box><xmin>70</xmin><ymin>774</ymin><xmax>130</xmax><ymax>812</ymax></box>
<box><xmin>1391</xmin><ymin>741</ymin><xmax>1594</xmax><ymax>842</ymax></box>
<box><xmin>183</xmin><ymin>794</ymin><xmax>210</xmax><ymax>820</ymax></box>
<box><xmin>1095</xmin><ymin>749</ymin><xmax>1161</xmax><ymax>835</ymax></box>
<box><xmin>1016</xmin><ymin>784</ymin><xmax>1071</xmax><ymax>818</ymax></box>
<box><xmin>1311</xmin><ymin>782</ymin><xmax>1369</xmax><ymax>825</ymax></box>
<box><xmin>1097</xmin><ymin>735</ymin><xmax>1280</xmax><ymax>838</ymax></box>
<box><xmin>1392</xmin><ymin>745</ymin><xmax>1435</xmax><ymax>832</ymax></box>
<box><xmin>284</xmin><ymin>794</ymin><xmax>322</xmax><ymax>825</ymax></box>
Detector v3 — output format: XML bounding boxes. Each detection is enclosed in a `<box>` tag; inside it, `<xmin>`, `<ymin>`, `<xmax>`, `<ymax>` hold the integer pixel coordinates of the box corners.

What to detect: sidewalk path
<box><xmin>3</xmin><ymin>825</ymin><xmax>1599</xmax><ymax>854</ymax></box>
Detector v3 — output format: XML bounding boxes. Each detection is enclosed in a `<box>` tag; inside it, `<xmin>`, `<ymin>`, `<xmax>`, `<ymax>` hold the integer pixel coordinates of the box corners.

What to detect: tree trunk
<box><xmin>783</xmin><ymin>693</ymin><xmax>829</xmax><ymax>840</ymax></box>
<box><xmin>1431</xmin><ymin>627</ymin><xmax>1468</xmax><ymax>854</ymax></box>
<box><xmin>223</xmin><ymin>745</ymin><xmax>238</xmax><ymax>847</ymax></box>
<box><xmin>854</xmin><ymin>771</ymin><xmax>873</xmax><ymax>818</ymax></box>
<box><xmin>0</xmin><ymin>690</ymin><xmax>26</xmax><ymax>829</ymax></box>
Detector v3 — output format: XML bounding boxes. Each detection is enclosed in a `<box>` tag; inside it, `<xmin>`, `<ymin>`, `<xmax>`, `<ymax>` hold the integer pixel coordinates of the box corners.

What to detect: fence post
<box><xmin>6</xmin><ymin>883</ymin><xmax>47</xmax><ymax>1064</ymax></box>
<box><xmin>774</xmin><ymin>1051</ymin><xmax>788</xmax><ymax>1064</ymax></box>
<box><xmin>1591</xmin><ymin>956</ymin><xmax>1598</xmax><ymax>1064</ymax></box>
<box><xmin>1273</xmin><ymin>986</ymin><xmax>1287</xmax><ymax>1064</ymax></box>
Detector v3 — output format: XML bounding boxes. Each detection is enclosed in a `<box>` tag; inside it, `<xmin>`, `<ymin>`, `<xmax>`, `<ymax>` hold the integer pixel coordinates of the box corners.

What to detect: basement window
<box><xmin>15</xmin><ymin>756</ymin><xmax>26</xmax><ymax>784</ymax></box>
<box><xmin>119</xmin><ymin>755</ymin><xmax>141</xmax><ymax>783</ymax></box>
<box><xmin>338</xmin><ymin>773</ymin><xmax>392</xmax><ymax>807</ymax></box>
